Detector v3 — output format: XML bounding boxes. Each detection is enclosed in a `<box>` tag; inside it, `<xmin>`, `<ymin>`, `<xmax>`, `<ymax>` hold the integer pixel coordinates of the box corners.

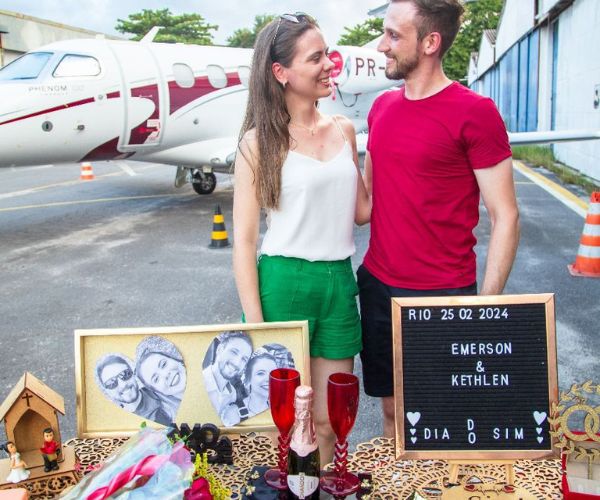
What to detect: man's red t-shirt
<box><xmin>364</xmin><ymin>82</ymin><xmax>511</xmax><ymax>289</ymax></box>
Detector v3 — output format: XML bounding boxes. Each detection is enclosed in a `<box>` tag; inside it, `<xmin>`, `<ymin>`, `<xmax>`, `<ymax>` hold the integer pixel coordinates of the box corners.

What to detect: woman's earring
<box><xmin>281</xmin><ymin>81</ymin><xmax>287</xmax><ymax>89</ymax></box>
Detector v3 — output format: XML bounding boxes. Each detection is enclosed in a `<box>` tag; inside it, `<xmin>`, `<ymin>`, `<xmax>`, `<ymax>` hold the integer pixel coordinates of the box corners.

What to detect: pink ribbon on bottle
<box><xmin>86</xmin><ymin>453</ymin><xmax>170</xmax><ymax>500</ymax></box>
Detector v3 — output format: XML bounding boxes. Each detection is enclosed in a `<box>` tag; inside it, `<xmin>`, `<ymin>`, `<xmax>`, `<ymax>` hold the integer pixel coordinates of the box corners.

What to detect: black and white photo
<box><xmin>202</xmin><ymin>331</ymin><xmax>296</xmax><ymax>426</ymax></box>
<box><xmin>94</xmin><ymin>352</ymin><xmax>171</xmax><ymax>426</ymax></box>
<box><xmin>94</xmin><ymin>336</ymin><xmax>187</xmax><ymax>425</ymax></box>
<box><xmin>202</xmin><ymin>330</ymin><xmax>253</xmax><ymax>423</ymax></box>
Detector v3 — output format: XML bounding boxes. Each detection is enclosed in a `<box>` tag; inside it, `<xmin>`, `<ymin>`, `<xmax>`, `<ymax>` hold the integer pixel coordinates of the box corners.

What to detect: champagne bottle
<box><xmin>287</xmin><ymin>385</ymin><xmax>320</xmax><ymax>499</ymax></box>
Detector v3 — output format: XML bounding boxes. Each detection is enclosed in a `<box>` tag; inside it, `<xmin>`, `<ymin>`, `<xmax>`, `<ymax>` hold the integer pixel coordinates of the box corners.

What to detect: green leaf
<box><xmin>443</xmin><ymin>0</ymin><xmax>504</xmax><ymax>82</ymax></box>
<box><xmin>337</xmin><ymin>18</ymin><xmax>383</xmax><ymax>46</ymax></box>
<box><xmin>115</xmin><ymin>8</ymin><xmax>217</xmax><ymax>45</ymax></box>
<box><xmin>227</xmin><ymin>14</ymin><xmax>276</xmax><ymax>48</ymax></box>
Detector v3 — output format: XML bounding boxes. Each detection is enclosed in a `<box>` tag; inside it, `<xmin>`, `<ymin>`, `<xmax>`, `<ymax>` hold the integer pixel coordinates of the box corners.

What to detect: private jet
<box><xmin>0</xmin><ymin>30</ymin><xmax>392</xmax><ymax>194</ymax></box>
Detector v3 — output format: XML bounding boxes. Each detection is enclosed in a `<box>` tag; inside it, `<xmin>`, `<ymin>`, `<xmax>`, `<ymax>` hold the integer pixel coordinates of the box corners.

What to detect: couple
<box><xmin>232</xmin><ymin>0</ymin><xmax>520</xmax><ymax>466</ymax></box>
<box><xmin>95</xmin><ymin>336</ymin><xmax>187</xmax><ymax>426</ymax></box>
<box><xmin>202</xmin><ymin>331</ymin><xmax>295</xmax><ymax>427</ymax></box>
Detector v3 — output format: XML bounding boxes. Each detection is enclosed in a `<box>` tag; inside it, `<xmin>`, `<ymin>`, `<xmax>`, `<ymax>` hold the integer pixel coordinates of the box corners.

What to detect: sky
<box><xmin>1</xmin><ymin>0</ymin><xmax>385</xmax><ymax>45</ymax></box>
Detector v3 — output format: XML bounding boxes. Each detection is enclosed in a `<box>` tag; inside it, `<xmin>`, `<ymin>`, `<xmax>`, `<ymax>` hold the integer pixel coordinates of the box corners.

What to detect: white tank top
<box><xmin>261</xmin><ymin>120</ymin><xmax>357</xmax><ymax>261</ymax></box>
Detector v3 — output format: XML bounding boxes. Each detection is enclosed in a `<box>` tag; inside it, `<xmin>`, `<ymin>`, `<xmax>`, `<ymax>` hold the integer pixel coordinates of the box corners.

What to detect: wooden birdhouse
<box><xmin>0</xmin><ymin>372</ymin><xmax>64</xmax><ymax>469</ymax></box>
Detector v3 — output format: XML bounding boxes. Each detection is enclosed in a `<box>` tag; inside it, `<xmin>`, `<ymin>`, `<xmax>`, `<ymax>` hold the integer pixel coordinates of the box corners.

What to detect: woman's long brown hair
<box><xmin>238</xmin><ymin>15</ymin><xmax>318</xmax><ymax>209</ymax></box>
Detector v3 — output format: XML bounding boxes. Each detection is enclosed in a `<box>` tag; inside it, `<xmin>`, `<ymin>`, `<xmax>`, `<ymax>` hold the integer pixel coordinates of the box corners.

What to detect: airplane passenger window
<box><xmin>0</xmin><ymin>52</ymin><xmax>53</xmax><ymax>81</ymax></box>
<box><xmin>172</xmin><ymin>63</ymin><xmax>195</xmax><ymax>88</ymax></box>
<box><xmin>238</xmin><ymin>66</ymin><xmax>250</xmax><ymax>87</ymax></box>
<box><xmin>206</xmin><ymin>65</ymin><xmax>227</xmax><ymax>89</ymax></box>
<box><xmin>53</xmin><ymin>55</ymin><xmax>101</xmax><ymax>78</ymax></box>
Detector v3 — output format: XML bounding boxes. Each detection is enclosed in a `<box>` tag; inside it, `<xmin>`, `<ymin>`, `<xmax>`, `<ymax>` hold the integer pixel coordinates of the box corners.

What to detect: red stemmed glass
<box><xmin>320</xmin><ymin>372</ymin><xmax>360</xmax><ymax>498</ymax></box>
<box><xmin>264</xmin><ymin>368</ymin><xmax>301</xmax><ymax>490</ymax></box>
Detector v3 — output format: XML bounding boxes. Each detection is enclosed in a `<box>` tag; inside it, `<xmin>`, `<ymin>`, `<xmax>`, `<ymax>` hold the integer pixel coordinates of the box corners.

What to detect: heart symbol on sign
<box><xmin>411</xmin><ymin>437</ymin><xmax>417</xmax><ymax>444</ymax></box>
<box><xmin>533</xmin><ymin>411</ymin><xmax>547</xmax><ymax>425</ymax></box>
<box><xmin>407</xmin><ymin>412</ymin><xmax>421</xmax><ymax>426</ymax></box>
<box><xmin>410</xmin><ymin>428</ymin><xmax>416</xmax><ymax>435</ymax></box>
<box><xmin>536</xmin><ymin>427</ymin><xmax>543</xmax><ymax>434</ymax></box>
<box><xmin>537</xmin><ymin>436</ymin><xmax>544</xmax><ymax>443</ymax></box>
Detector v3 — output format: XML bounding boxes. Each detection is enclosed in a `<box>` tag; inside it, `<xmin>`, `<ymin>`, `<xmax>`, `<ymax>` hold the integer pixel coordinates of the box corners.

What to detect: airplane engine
<box><xmin>329</xmin><ymin>46</ymin><xmax>392</xmax><ymax>95</ymax></box>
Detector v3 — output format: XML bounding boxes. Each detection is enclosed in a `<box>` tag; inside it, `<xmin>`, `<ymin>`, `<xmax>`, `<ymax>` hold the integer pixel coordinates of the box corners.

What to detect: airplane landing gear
<box><xmin>191</xmin><ymin>169</ymin><xmax>217</xmax><ymax>195</ymax></box>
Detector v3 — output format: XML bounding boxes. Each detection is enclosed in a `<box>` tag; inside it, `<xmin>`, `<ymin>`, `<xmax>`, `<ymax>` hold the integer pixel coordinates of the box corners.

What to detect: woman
<box><xmin>3</xmin><ymin>441</ymin><xmax>30</xmax><ymax>483</ymax></box>
<box><xmin>233</xmin><ymin>13</ymin><xmax>370</xmax><ymax>466</ymax></box>
<box><xmin>136</xmin><ymin>336</ymin><xmax>187</xmax><ymax>421</ymax></box>
<box><xmin>243</xmin><ymin>350</ymin><xmax>278</xmax><ymax>418</ymax></box>
<box><xmin>220</xmin><ymin>350</ymin><xmax>278</xmax><ymax>426</ymax></box>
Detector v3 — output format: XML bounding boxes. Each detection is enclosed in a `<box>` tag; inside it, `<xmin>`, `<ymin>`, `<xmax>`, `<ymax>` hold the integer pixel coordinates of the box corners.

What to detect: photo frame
<box><xmin>75</xmin><ymin>321</ymin><xmax>310</xmax><ymax>438</ymax></box>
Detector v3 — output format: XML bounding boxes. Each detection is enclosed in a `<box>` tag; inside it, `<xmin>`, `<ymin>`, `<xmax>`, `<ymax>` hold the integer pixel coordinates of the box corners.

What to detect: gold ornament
<box><xmin>548</xmin><ymin>380</ymin><xmax>600</xmax><ymax>479</ymax></box>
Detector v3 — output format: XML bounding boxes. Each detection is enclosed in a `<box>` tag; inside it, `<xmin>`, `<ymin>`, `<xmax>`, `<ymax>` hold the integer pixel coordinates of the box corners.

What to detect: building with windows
<box><xmin>0</xmin><ymin>9</ymin><xmax>119</xmax><ymax>68</ymax></box>
<box><xmin>469</xmin><ymin>0</ymin><xmax>600</xmax><ymax>183</ymax></box>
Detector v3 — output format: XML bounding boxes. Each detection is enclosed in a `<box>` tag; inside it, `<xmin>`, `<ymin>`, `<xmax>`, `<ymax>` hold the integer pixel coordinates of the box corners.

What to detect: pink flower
<box><xmin>184</xmin><ymin>477</ymin><xmax>213</xmax><ymax>500</ymax></box>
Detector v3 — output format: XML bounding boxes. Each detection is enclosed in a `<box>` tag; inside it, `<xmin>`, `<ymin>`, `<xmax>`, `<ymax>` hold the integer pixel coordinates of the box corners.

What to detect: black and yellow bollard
<box><xmin>209</xmin><ymin>204</ymin><xmax>230</xmax><ymax>248</ymax></box>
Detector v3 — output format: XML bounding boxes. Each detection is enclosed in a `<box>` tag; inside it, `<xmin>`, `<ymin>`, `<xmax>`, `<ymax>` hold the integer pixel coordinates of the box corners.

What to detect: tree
<box><xmin>227</xmin><ymin>14</ymin><xmax>276</xmax><ymax>48</ymax></box>
<box><xmin>115</xmin><ymin>8</ymin><xmax>217</xmax><ymax>45</ymax></box>
<box><xmin>443</xmin><ymin>0</ymin><xmax>504</xmax><ymax>82</ymax></box>
<box><xmin>337</xmin><ymin>18</ymin><xmax>383</xmax><ymax>46</ymax></box>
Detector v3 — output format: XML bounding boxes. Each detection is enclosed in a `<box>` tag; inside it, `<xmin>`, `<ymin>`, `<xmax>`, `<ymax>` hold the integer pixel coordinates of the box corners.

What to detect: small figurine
<box><xmin>2</xmin><ymin>441</ymin><xmax>30</xmax><ymax>483</ymax></box>
<box><xmin>40</xmin><ymin>427</ymin><xmax>60</xmax><ymax>472</ymax></box>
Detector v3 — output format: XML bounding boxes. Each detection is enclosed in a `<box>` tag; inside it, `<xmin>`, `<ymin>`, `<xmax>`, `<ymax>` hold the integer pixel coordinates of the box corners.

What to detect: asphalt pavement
<box><xmin>0</xmin><ymin>159</ymin><xmax>598</xmax><ymax>450</ymax></box>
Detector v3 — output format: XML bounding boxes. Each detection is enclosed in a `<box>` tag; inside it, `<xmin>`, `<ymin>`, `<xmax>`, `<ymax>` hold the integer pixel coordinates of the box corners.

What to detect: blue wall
<box><xmin>474</xmin><ymin>29</ymin><xmax>539</xmax><ymax>132</ymax></box>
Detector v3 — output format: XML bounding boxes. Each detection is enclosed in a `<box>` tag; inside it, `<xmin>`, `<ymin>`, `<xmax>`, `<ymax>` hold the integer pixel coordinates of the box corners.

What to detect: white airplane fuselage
<box><xmin>0</xmin><ymin>40</ymin><xmax>253</xmax><ymax>168</ymax></box>
<box><xmin>0</xmin><ymin>38</ymin><xmax>391</xmax><ymax>176</ymax></box>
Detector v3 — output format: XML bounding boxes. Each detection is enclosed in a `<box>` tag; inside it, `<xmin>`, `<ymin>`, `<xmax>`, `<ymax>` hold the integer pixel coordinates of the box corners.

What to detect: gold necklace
<box><xmin>289</xmin><ymin>117</ymin><xmax>318</xmax><ymax>136</ymax></box>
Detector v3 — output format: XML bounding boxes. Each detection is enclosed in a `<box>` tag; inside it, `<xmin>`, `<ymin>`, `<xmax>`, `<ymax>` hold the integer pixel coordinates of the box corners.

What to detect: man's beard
<box><xmin>385</xmin><ymin>52</ymin><xmax>419</xmax><ymax>81</ymax></box>
<box><xmin>117</xmin><ymin>387</ymin><xmax>138</xmax><ymax>404</ymax></box>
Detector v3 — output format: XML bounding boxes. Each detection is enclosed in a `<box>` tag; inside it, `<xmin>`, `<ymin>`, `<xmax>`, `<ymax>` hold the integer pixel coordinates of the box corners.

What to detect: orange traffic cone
<box><xmin>209</xmin><ymin>204</ymin><xmax>230</xmax><ymax>248</ymax></box>
<box><xmin>568</xmin><ymin>191</ymin><xmax>600</xmax><ymax>278</ymax></box>
<box><xmin>80</xmin><ymin>162</ymin><xmax>95</xmax><ymax>181</ymax></box>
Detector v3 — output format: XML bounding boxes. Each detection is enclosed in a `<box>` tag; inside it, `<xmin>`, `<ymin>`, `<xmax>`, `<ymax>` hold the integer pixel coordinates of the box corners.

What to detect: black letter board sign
<box><xmin>392</xmin><ymin>293</ymin><xmax>558</xmax><ymax>460</ymax></box>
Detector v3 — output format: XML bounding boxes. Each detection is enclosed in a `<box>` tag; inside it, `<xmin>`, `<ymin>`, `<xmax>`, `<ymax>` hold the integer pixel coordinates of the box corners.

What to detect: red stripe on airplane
<box><xmin>168</xmin><ymin>72</ymin><xmax>243</xmax><ymax>115</ymax></box>
<box><xmin>79</xmin><ymin>136</ymin><xmax>134</xmax><ymax>162</ymax></box>
<box><xmin>128</xmin><ymin>83</ymin><xmax>160</xmax><ymax>145</ymax></box>
<box><xmin>0</xmin><ymin>92</ymin><xmax>120</xmax><ymax>127</ymax></box>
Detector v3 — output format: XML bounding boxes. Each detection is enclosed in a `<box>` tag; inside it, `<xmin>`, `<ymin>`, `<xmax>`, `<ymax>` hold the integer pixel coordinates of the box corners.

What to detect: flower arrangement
<box><xmin>185</xmin><ymin>452</ymin><xmax>231</xmax><ymax>500</ymax></box>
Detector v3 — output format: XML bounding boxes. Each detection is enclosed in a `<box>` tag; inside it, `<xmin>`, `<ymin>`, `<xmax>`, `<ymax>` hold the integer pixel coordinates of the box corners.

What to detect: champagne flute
<box><xmin>264</xmin><ymin>368</ymin><xmax>301</xmax><ymax>490</ymax></box>
<box><xmin>320</xmin><ymin>372</ymin><xmax>360</xmax><ymax>498</ymax></box>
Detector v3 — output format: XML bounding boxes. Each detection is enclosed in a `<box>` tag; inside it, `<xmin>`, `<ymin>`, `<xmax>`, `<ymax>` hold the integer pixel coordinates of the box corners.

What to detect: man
<box><xmin>359</xmin><ymin>0</ymin><xmax>520</xmax><ymax>437</ymax></box>
<box><xmin>40</xmin><ymin>427</ymin><xmax>60</xmax><ymax>472</ymax></box>
<box><xmin>203</xmin><ymin>331</ymin><xmax>253</xmax><ymax>418</ymax></box>
<box><xmin>95</xmin><ymin>354</ymin><xmax>171</xmax><ymax>426</ymax></box>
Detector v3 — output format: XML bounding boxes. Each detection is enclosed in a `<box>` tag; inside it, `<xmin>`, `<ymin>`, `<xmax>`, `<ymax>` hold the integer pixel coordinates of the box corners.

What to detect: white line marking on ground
<box><xmin>117</xmin><ymin>162</ymin><xmax>137</xmax><ymax>176</ymax></box>
<box><xmin>0</xmin><ymin>193</ymin><xmax>195</xmax><ymax>212</ymax></box>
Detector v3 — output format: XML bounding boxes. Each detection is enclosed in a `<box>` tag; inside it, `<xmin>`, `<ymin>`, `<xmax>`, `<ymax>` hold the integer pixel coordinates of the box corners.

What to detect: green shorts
<box><xmin>257</xmin><ymin>255</ymin><xmax>362</xmax><ymax>359</ymax></box>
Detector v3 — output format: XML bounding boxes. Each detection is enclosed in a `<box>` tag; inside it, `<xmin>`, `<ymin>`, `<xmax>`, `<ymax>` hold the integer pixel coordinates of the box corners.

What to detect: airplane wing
<box><xmin>136</xmin><ymin>137</ymin><xmax>238</xmax><ymax>171</ymax></box>
<box><xmin>508</xmin><ymin>129</ymin><xmax>600</xmax><ymax>145</ymax></box>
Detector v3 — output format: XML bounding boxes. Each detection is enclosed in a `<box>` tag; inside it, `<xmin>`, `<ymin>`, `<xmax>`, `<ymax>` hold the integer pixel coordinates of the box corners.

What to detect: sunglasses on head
<box><xmin>271</xmin><ymin>12</ymin><xmax>312</xmax><ymax>49</ymax></box>
<box><xmin>103</xmin><ymin>368</ymin><xmax>133</xmax><ymax>390</ymax></box>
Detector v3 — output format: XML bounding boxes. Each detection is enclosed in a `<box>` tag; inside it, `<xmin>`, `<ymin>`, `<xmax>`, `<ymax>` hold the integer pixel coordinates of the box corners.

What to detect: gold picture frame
<box><xmin>392</xmin><ymin>293</ymin><xmax>558</xmax><ymax>460</ymax></box>
<box><xmin>75</xmin><ymin>321</ymin><xmax>310</xmax><ymax>438</ymax></box>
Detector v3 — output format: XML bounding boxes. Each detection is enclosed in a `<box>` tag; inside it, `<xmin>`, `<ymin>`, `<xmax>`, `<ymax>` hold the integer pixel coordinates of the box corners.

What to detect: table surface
<box><xmin>66</xmin><ymin>435</ymin><xmax>563</xmax><ymax>499</ymax></box>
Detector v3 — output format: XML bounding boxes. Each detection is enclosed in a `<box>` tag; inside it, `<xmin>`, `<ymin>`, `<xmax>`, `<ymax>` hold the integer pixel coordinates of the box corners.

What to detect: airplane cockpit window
<box><xmin>0</xmin><ymin>52</ymin><xmax>53</xmax><ymax>81</ymax></box>
<box><xmin>206</xmin><ymin>65</ymin><xmax>227</xmax><ymax>89</ymax></box>
<box><xmin>238</xmin><ymin>66</ymin><xmax>250</xmax><ymax>87</ymax></box>
<box><xmin>52</xmin><ymin>55</ymin><xmax>101</xmax><ymax>78</ymax></box>
<box><xmin>172</xmin><ymin>63</ymin><xmax>195</xmax><ymax>88</ymax></box>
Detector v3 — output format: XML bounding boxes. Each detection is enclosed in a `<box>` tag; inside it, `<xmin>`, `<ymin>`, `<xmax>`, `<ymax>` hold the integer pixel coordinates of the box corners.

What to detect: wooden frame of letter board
<box><xmin>392</xmin><ymin>293</ymin><xmax>558</xmax><ymax>460</ymax></box>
